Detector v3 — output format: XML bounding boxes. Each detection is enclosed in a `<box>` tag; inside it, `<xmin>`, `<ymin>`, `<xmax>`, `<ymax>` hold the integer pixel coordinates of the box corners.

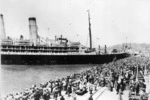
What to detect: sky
<box><xmin>0</xmin><ymin>0</ymin><xmax>150</xmax><ymax>47</ymax></box>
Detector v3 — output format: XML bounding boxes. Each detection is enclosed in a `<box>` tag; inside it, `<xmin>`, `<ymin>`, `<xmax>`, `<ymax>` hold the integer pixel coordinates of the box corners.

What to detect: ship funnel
<box><xmin>98</xmin><ymin>45</ymin><xmax>100</xmax><ymax>54</ymax></box>
<box><xmin>0</xmin><ymin>14</ymin><xmax>6</xmax><ymax>40</ymax></box>
<box><xmin>29</xmin><ymin>17</ymin><xmax>38</xmax><ymax>46</ymax></box>
<box><xmin>55</xmin><ymin>35</ymin><xmax>57</xmax><ymax>41</ymax></box>
<box><xmin>104</xmin><ymin>45</ymin><xmax>107</xmax><ymax>54</ymax></box>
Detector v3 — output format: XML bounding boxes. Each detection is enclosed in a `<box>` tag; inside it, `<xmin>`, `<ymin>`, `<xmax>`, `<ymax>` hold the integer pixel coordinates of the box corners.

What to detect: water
<box><xmin>0</xmin><ymin>64</ymin><xmax>96</xmax><ymax>97</ymax></box>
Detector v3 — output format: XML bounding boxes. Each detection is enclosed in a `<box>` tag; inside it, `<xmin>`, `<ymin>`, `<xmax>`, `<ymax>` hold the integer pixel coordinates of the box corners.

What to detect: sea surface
<box><xmin>0</xmin><ymin>64</ymin><xmax>96</xmax><ymax>97</ymax></box>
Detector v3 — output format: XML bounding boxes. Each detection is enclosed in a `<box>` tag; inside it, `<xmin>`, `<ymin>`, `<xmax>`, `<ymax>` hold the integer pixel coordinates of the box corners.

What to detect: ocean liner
<box><xmin>0</xmin><ymin>11</ymin><xmax>130</xmax><ymax>65</ymax></box>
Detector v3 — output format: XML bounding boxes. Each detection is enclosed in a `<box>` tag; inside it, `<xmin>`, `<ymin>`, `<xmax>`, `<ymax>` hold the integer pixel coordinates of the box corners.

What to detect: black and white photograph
<box><xmin>0</xmin><ymin>0</ymin><xmax>150</xmax><ymax>100</ymax></box>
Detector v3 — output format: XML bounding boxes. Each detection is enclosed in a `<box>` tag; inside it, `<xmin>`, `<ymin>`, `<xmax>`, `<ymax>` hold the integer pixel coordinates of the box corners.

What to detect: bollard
<box><xmin>89</xmin><ymin>88</ymin><xmax>93</xmax><ymax>94</ymax></box>
<box><xmin>118</xmin><ymin>90</ymin><xmax>122</xmax><ymax>100</ymax></box>
<box><xmin>88</xmin><ymin>94</ymin><xmax>93</xmax><ymax>100</ymax></box>
<box><xmin>60</xmin><ymin>95</ymin><xmax>65</xmax><ymax>100</ymax></box>
<box><xmin>94</xmin><ymin>85</ymin><xmax>97</xmax><ymax>92</ymax></box>
<box><xmin>73</xmin><ymin>95</ymin><xmax>76</xmax><ymax>100</ymax></box>
<box><xmin>72</xmin><ymin>93</ymin><xmax>76</xmax><ymax>100</ymax></box>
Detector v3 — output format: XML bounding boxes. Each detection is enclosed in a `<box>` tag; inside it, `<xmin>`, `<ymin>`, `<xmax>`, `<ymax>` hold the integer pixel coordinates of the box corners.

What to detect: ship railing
<box><xmin>1</xmin><ymin>51</ymin><xmax>96</xmax><ymax>55</ymax></box>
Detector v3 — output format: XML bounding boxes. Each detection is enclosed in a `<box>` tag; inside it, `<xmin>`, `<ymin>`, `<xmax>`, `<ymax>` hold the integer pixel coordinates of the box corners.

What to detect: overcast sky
<box><xmin>1</xmin><ymin>0</ymin><xmax>150</xmax><ymax>47</ymax></box>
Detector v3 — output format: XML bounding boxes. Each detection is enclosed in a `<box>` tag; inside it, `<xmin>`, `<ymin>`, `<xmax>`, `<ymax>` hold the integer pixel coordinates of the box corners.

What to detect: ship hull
<box><xmin>1</xmin><ymin>53</ymin><xmax>130</xmax><ymax>65</ymax></box>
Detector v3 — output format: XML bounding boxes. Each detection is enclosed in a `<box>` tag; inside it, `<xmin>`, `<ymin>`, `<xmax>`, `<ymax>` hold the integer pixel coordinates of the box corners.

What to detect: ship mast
<box><xmin>87</xmin><ymin>10</ymin><xmax>92</xmax><ymax>50</ymax></box>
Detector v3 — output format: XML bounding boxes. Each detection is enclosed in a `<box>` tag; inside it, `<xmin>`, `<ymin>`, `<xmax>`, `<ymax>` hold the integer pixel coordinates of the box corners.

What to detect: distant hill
<box><xmin>108</xmin><ymin>43</ymin><xmax>150</xmax><ymax>53</ymax></box>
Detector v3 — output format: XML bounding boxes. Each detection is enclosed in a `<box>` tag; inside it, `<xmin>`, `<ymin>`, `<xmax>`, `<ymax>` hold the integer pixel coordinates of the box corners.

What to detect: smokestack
<box><xmin>29</xmin><ymin>17</ymin><xmax>38</xmax><ymax>46</ymax></box>
<box><xmin>55</xmin><ymin>35</ymin><xmax>57</xmax><ymax>41</ymax></box>
<box><xmin>104</xmin><ymin>45</ymin><xmax>107</xmax><ymax>54</ymax></box>
<box><xmin>98</xmin><ymin>45</ymin><xmax>100</xmax><ymax>54</ymax></box>
<box><xmin>87</xmin><ymin>10</ymin><xmax>92</xmax><ymax>50</ymax></box>
<box><xmin>60</xmin><ymin>35</ymin><xmax>62</xmax><ymax>43</ymax></box>
<box><xmin>0</xmin><ymin>14</ymin><xmax>6</xmax><ymax>40</ymax></box>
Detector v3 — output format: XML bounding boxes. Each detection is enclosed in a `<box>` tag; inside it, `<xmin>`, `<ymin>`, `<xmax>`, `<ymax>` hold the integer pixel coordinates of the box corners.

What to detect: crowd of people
<box><xmin>3</xmin><ymin>56</ymin><xmax>150</xmax><ymax>100</ymax></box>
